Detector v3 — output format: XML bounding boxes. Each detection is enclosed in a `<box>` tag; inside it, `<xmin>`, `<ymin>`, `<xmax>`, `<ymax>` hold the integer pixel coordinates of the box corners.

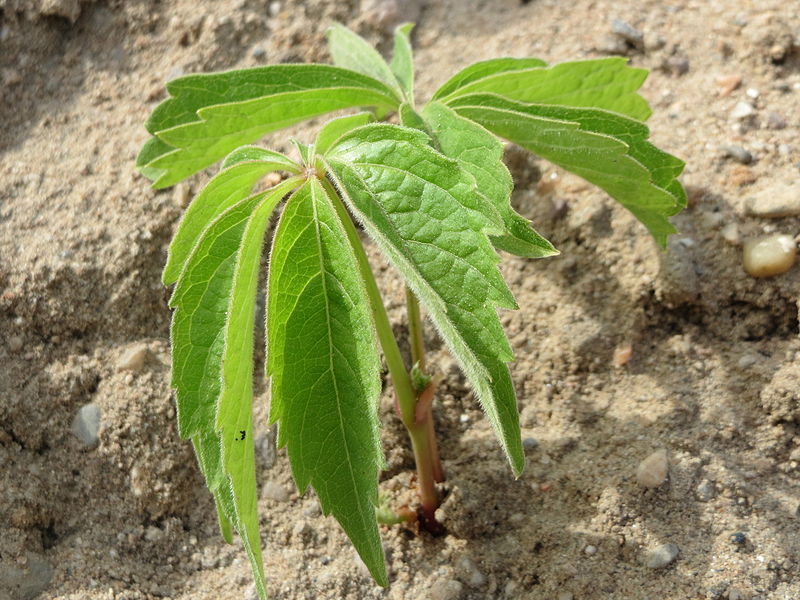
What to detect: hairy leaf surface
<box><xmin>163</xmin><ymin>151</ymin><xmax>299</xmax><ymax>284</ymax></box>
<box><xmin>432</xmin><ymin>57</ymin><xmax>547</xmax><ymax>101</ymax></box>
<box><xmin>421</xmin><ymin>101</ymin><xmax>557</xmax><ymax>258</ymax></box>
<box><xmin>326</xmin><ymin>24</ymin><xmax>400</xmax><ymax>94</ymax></box>
<box><xmin>448</xmin><ymin>94</ymin><xmax>685</xmax><ymax>245</ymax></box>
<box><xmin>138</xmin><ymin>65</ymin><xmax>399</xmax><ymax>187</ymax></box>
<box><xmin>315</xmin><ymin>112</ymin><xmax>375</xmax><ymax>156</ymax></box>
<box><xmin>169</xmin><ymin>179</ymin><xmax>297</xmax><ymax>599</ymax></box>
<box><xmin>437</xmin><ymin>57</ymin><xmax>651</xmax><ymax>120</ymax></box>
<box><xmin>326</xmin><ymin>124</ymin><xmax>525</xmax><ymax>475</ymax></box>
<box><xmin>267</xmin><ymin>179</ymin><xmax>386</xmax><ymax>585</ymax></box>
<box><xmin>390</xmin><ymin>23</ymin><xmax>415</xmax><ymax>98</ymax></box>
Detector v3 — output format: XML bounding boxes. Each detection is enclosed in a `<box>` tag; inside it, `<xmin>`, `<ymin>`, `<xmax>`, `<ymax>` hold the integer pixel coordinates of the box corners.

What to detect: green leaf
<box><xmin>325</xmin><ymin>124</ymin><xmax>525</xmax><ymax>476</ymax></box>
<box><xmin>168</xmin><ymin>179</ymin><xmax>298</xmax><ymax>600</ymax></box>
<box><xmin>326</xmin><ymin>24</ymin><xmax>401</xmax><ymax>95</ymax></box>
<box><xmin>438</xmin><ymin>57</ymin><xmax>652</xmax><ymax>121</ymax></box>
<box><xmin>163</xmin><ymin>151</ymin><xmax>299</xmax><ymax>285</ymax></box>
<box><xmin>421</xmin><ymin>101</ymin><xmax>557</xmax><ymax>258</ymax></box>
<box><xmin>315</xmin><ymin>112</ymin><xmax>375</xmax><ymax>156</ymax></box>
<box><xmin>432</xmin><ymin>57</ymin><xmax>547</xmax><ymax>101</ymax></box>
<box><xmin>138</xmin><ymin>65</ymin><xmax>400</xmax><ymax>187</ymax></box>
<box><xmin>448</xmin><ymin>94</ymin><xmax>685</xmax><ymax>246</ymax></box>
<box><xmin>390</xmin><ymin>23</ymin><xmax>415</xmax><ymax>98</ymax></box>
<box><xmin>267</xmin><ymin>179</ymin><xmax>386</xmax><ymax>585</ymax></box>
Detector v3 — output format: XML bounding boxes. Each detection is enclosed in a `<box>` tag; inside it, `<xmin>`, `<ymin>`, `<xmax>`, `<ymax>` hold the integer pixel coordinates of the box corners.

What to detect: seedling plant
<box><xmin>138</xmin><ymin>24</ymin><xmax>685</xmax><ymax>598</ymax></box>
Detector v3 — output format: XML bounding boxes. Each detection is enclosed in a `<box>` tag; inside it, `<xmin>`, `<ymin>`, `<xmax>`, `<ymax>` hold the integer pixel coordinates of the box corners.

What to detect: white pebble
<box><xmin>261</xmin><ymin>481</ymin><xmax>290</xmax><ymax>502</ymax></box>
<box><xmin>636</xmin><ymin>449</ymin><xmax>668</xmax><ymax>488</ymax></box>
<box><xmin>721</xmin><ymin>223</ymin><xmax>741</xmax><ymax>245</ymax></box>
<box><xmin>584</xmin><ymin>544</ymin><xmax>597</xmax><ymax>556</ymax></box>
<box><xmin>730</xmin><ymin>101</ymin><xmax>755</xmax><ymax>120</ymax></box>
<box><xmin>742</xmin><ymin>234</ymin><xmax>797</xmax><ymax>278</ymax></box>
<box><xmin>426</xmin><ymin>578</ymin><xmax>464</xmax><ymax>600</ymax></box>
<box><xmin>117</xmin><ymin>343</ymin><xmax>152</xmax><ymax>372</ymax></box>
<box><xmin>71</xmin><ymin>403</ymin><xmax>101</xmax><ymax>447</ymax></box>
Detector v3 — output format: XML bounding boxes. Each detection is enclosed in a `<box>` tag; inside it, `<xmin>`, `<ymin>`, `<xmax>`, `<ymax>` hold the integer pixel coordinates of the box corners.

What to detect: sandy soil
<box><xmin>1</xmin><ymin>0</ymin><xmax>799</xmax><ymax>599</ymax></box>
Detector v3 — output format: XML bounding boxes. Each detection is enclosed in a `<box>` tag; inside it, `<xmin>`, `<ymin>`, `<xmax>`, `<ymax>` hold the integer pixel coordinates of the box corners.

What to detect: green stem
<box><xmin>322</xmin><ymin>178</ymin><xmax>441</xmax><ymax>527</ymax></box>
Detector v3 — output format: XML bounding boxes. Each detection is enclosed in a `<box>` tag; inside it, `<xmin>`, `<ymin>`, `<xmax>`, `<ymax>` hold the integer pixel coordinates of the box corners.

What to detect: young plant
<box><xmin>138</xmin><ymin>23</ymin><xmax>685</xmax><ymax>598</ymax></box>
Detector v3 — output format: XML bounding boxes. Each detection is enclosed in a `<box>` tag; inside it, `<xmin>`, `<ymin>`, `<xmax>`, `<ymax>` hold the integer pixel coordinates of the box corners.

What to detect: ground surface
<box><xmin>1</xmin><ymin>0</ymin><xmax>799</xmax><ymax>599</ymax></box>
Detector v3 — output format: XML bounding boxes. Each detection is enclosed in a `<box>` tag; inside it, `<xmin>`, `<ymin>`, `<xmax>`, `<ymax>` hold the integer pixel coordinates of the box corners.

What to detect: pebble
<box><xmin>695</xmin><ymin>479</ymin><xmax>716</xmax><ymax>501</ymax></box>
<box><xmin>742</xmin><ymin>234</ymin><xmax>797</xmax><ymax>278</ymax></box>
<box><xmin>730</xmin><ymin>101</ymin><xmax>755</xmax><ymax>120</ymax></box>
<box><xmin>71</xmin><ymin>403</ymin><xmax>102</xmax><ymax>447</ymax></box>
<box><xmin>7</xmin><ymin>335</ymin><xmax>23</xmax><ymax>352</ymax></box>
<box><xmin>0</xmin><ymin>552</ymin><xmax>53</xmax><ymax>600</ymax></box>
<box><xmin>766</xmin><ymin>112</ymin><xmax>787</xmax><ymax>130</ymax></box>
<box><xmin>720</xmin><ymin>144</ymin><xmax>753</xmax><ymax>164</ymax></box>
<box><xmin>721</xmin><ymin>223</ymin><xmax>741</xmax><ymax>245</ymax></box>
<box><xmin>261</xmin><ymin>481</ymin><xmax>290</xmax><ymax>502</ymax></box>
<box><xmin>729</xmin><ymin>532</ymin><xmax>747</xmax><ymax>545</ymax></box>
<box><xmin>251</xmin><ymin>45</ymin><xmax>266</xmax><ymax>59</ymax></box>
<box><xmin>173</xmin><ymin>183</ymin><xmax>190</xmax><ymax>208</ymax></box>
<box><xmin>666</xmin><ymin>56</ymin><xmax>689</xmax><ymax>76</ymax></box>
<box><xmin>426</xmin><ymin>578</ymin><xmax>464</xmax><ymax>600</ymax></box>
<box><xmin>584</xmin><ymin>544</ymin><xmax>597</xmax><ymax>556</ymax></box>
<box><xmin>745</xmin><ymin>183</ymin><xmax>800</xmax><ymax>218</ymax></box>
<box><xmin>610</xmin><ymin>18</ymin><xmax>644</xmax><ymax>49</ymax></box>
<box><xmin>522</xmin><ymin>437</ymin><xmax>539</xmax><ymax>450</ymax></box>
<box><xmin>645</xmin><ymin>543</ymin><xmax>679</xmax><ymax>569</ymax></box>
<box><xmin>636</xmin><ymin>449</ymin><xmax>668</xmax><ymax>488</ymax></box>
<box><xmin>717</xmin><ymin>74</ymin><xmax>742</xmax><ymax>97</ymax></box>
<box><xmin>457</xmin><ymin>557</ymin><xmax>486</xmax><ymax>588</ymax></box>
<box><xmin>738</xmin><ymin>354</ymin><xmax>759</xmax><ymax>369</ymax></box>
<box><xmin>117</xmin><ymin>343</ymin><xmax>153</xmax><ymax>373</ymax></box>
<box><xmin>144</xmin><ymin>525</ymin><xmax>164</xmax><ymax>542</ymax></box>
<box><xmin>268</xmin><ymin>1</ymin><xmax>281</xmax><ymax>16</ymax></box>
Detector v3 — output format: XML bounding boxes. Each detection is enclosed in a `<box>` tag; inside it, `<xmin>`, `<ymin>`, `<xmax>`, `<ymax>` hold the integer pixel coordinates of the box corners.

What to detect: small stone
<box><xmin>717</xmin><ymin>75</ymin><xmax>742</xmax><ymax>97</ymax></box>
<box><xmin>426</xmin><ymin>578</ymin><xmax>464</xmax><ymax>600</ymax></box>
<box><xmin>745</xmin><ymin>183</ymin><xmax>800</xmax><ymax>218</ymax></box>
<box><xmin>261</xmin><ymin>481</ymin><xmax>290</xmax><ymax>502</ymax></box>
<box><xmin>40</xmin><ymin>0</ymin><xmax>82</xmax><ymax>22</ymax></box>
<box><xmin>173</xmin><ymin>183</ymin><xmax>190</xmax><ymax>208</ymax></box>
<box><xmin>666</xmin><ymin>56</ymin><xmax>689</xmax><ymax>76</ymax></box>
<box><xmin>268</xmin><ymin>1</ymin><xmax>281</xmax><ymax>16</ymax></box>
<box><xmin>610</xmin><ymin>19</ymin><xmax>644</xmax><ymax>49</ymax></box>
<box><xmin>742</xmin><ymin>234</ymin><xmax>797</xmax><ymax>278</ymax></box>
<box><xmin>251</xmin><ymin>45</ymin><xmax>266</xmax><ymax>59</ymax></box>
<box><xmin>730</xmin><ymin>101</ymin><xmax>755</xmax><ymax>120</ymax></box>
<box><xmin>766</xmin><ymin>112</ymin><xmax>787</xmax><ymax>130</ymax></box>
<box><xmin>745</xmin><ymin>87</ymin><xmax>760</xmax><ymax>99</ymax></box>
<box><xmin>584</xmin><ymin>544</ymin><xmax>597</xmax><ymax>556</ymax></box>
<box><xmin>695</xmin><ymin>479</ymin><xmax>716</xmax><ymax>501</ymax></box>
<box><xmin>738</xmin><ymin>354</ymin><xmax>759</xmax><ymax>369</ymax></box>
<box><xmin>522</xmin><ymin>437</ymin><xmax>539</xmax><ymax>450</ymax></box>
<box><xmin>721</xmin><ymin>223</ymin><xmax>741</xmax><ymax>245</ymax></box>
<box><xmin>7</xmin><ymin>335</ymin><xmax>23</xmax><ymax>352</ymax></box>
<box><xmin>613</xmin><ymin>343</ymin><xmax>633</xmax><ymax>367</ymax></box>
<box><xmin>636</xmin><ymin>449</ymin><xmax>668</xmax><ymax>488</ymax></box>
<box><xmin>117</xmin><ymin>343</ymin><xmax>153</xmax><ymax>373</ymax></box>
<box><xmin>720</xmin><ymin>144</ymin><xmax>753</xmax><ymax>164</ymax></box>
<box><xmin>645</xmin><ymin>543</ymin><xmax>679</xmax><ymax>569</ymax></box>
<box><xmin>144</xmin><ymin>526</ymin><xmax>163</xmax><ymax>542</ymax></box>
<box><xmin>729</xmin><ymin>532</ymin><xmax>747</xmax><ymax>545</ymax></box>
<box><xmin>457</xmin><ymin>557</ymin><xmax>486</xmax><ymax>588</ymax></box>
<box><xmin>71</xmin><ymin>403</ymin><xmax>101</xmax><ymax>447</ymax></box>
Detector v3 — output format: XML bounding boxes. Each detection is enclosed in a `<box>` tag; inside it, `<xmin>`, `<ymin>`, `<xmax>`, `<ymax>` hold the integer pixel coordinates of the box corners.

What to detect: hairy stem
<box><xmin>323</xmin><ymin>178</ymin><xmax>442</xmax><ymax>528</ymax></box>
<box><xmin>406</xmin><ymin>287</ymin><xmax>445</xmax><ymax>483</ymax></box>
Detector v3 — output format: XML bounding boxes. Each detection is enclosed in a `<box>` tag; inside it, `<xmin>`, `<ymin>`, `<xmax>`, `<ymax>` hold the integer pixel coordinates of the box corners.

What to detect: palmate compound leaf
<box><xmin>323</xmin><ymin>124</ymin><xmax>526</xmax><ymax>476</ymax></box>
<box><xmin>169</xmin><ymin>177</ymin><xmax>301</xmax><ymax>600</ymax></box>
<box><xmin>137</xmin><ymin>65</ymin><xmax>401</xmax><ymax>188</ymax></box>
<box><xmin>421</xmin><ymin>101</ymin><xmax>557</xmax><ymax>258</ymax></box>
<box><xmin>433</xmin><ymin>57</ymin><xmax>652</xmax><ymax>121</ymax></box>
<box><xmin>266</xmin><ymin>178</ymin><xmax>387</xmax><ymax>585</ymax></box>
<box><xmin>445</xmin><ymin>93</ymin><xmax>686</xmax><ymax>247</ymax></box>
